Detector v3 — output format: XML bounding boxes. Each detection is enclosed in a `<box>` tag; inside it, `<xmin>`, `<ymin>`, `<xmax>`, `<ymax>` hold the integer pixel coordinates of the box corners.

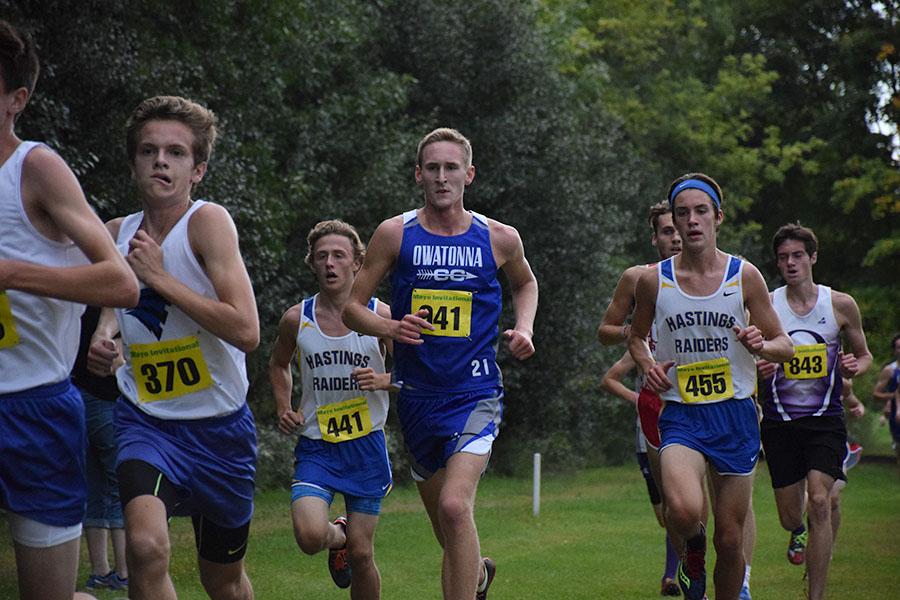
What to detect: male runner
<box><xmin>0</xmin><ymin>19</ymin><xmax>138</xmax><ymax>600</ymax></box>
<box><xmin>599</xmin><ymin>201</ymin><xmax>683</xmax><ymax>595</ymax></box>
<box><xmin>343</xmin><ymin>128</ymin><xmax>538</xmax><ymax>600</ymax></box>
<box><xmin>756</xmin><ymin>223</ymin><xmax>871</xmax><ymax>600</ymax></box>
<box><xmin>90</xmin><ymin>96</ymin><xmax>259</xmax><ymax>600</ymax></box>
<box><xmin>269</xmin><ymin>219</ymin><xmax>393</xmax><ymax>599</ymax></box>
<box><xmin>873</xmin><ymin>333</ymin><xmax>900</xmax><ymax>464</ymax></box>
<box><xmin>629</xmin><ymin>173</ymin><xmax>793</xmax><ymax>600</ymax></box>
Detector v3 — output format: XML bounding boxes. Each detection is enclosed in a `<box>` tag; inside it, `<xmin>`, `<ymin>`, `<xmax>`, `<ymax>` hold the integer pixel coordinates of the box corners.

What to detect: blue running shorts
<box><xmin>0</xmin><ymin>380</ymin><xmax>86</xmax><ymax>527</ymax></box>
<box><xmin>397</xmin><ymin>386</ymin><xmax>503</xmax><ymax>481</ymax></box>
<box><xmin>659</xmin><ymin>397</ymin><xmax>760</xmax><ymax>476</ymax></box>
<box><xmin>115</xmin><ymin>399</ymin><xmax>257</xmax><ymax>529</ymax></box>
<box><xmin>290</xmin><ymin>431</ymin><xmax>392</xmax><ymax>516</ymax></box>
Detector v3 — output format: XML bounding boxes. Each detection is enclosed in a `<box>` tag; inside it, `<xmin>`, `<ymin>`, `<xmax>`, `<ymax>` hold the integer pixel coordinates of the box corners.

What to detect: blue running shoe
<box><xmin>739</xmin><ymin>581</ymin><xmax>752</xmax><ymax>600</ymax></box>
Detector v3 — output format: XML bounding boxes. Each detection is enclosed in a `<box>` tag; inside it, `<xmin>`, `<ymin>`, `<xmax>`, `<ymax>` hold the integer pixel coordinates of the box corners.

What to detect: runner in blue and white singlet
<box><xmin>390</xmin><ymin>209</ymin><xmax>502</xmax><ymax>393</ymax></box>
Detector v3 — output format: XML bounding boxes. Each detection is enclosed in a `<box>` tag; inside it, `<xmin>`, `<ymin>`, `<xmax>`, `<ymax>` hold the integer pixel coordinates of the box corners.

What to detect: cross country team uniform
<box><xmin>390</xmin><ymin>210</ymin><xmax>503</xmax><ymax>480</ymax></box>
<box><xmin>759</xmin><ymin>285</ymin><xmax>847</xmax><ymax>486</ymax></box>
<box><xmin>0</xmin><ymin>141</ymin><xmax>88</xmax><ymax>535</ymax></box>
<box><xmin>290</xmin><ymin>295</ymin><xmax>392</xmax><ymax>514</ymax></box>
<box><xmin>114</xmin><ymin>200</ymin><xmax>257</xmax><ymax>534</ymax></box>
<box><xmin>654</xmin><ymin>255</ymin><xmax>759</xmax><ymax>476</ymax></box>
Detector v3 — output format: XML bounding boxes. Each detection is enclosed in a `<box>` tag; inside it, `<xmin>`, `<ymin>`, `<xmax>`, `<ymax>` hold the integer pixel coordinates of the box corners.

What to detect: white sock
<box><xmin>476</xmin><ymin>560</ymin><xmax>488</xmax><ymax>593</ymax></box>
<box><xmin>743</xmin><ymin>564</ymin><xmax>752</xmax><ymax>586</ymax></box>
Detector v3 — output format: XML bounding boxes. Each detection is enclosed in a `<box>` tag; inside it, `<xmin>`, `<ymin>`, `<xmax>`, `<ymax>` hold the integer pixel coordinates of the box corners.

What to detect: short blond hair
<box><xmin>416</xmin><ymin>127</ymin><xmax>472</xmax><ymax>168</ymax></box>
<box><xmin>304</xmin><ymin>220</ymin><xmax>366</xmax><ymax>272</ymax></box>
<box><xmin>126</xmin><ymin>96</ymin><xmax>218</xmax><ymax>166</ymax></box>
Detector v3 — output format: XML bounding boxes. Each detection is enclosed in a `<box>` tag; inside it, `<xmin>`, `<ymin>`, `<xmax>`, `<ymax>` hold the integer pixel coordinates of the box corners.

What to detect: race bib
<box><xmin>0</xmin><ymin>292</ymin><xmax>20</xmax><ymax>350</ymax></box>
<box><xmin>130</xmin><ymin>335</ymin><xmax>212</xmax><ymax>402</ymax></box>
<box><xmin>677</xmin><ymin>357</ymin><xmax>734</xmax><ymax>403</ymax></box>
<box><xmin>411</xmin><ymin>288</ymin><xmax>472</xmax><ymax>337</ymax></box>
<box><xmin>317</xmin><ymin>396</ymin><xmax>372</xmax><ymax>443</ymax></box>
<box><xmin>784</xmin><ymin>344</ymin><xmax>827</xmax><ymax>380</ymax></box>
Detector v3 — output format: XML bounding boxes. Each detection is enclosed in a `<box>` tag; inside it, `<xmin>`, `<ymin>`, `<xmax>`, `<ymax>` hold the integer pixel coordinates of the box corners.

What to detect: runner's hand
<box><xmin>393</xmin><ymin>309</ymin><xmax>433</xmax><ymax>345</ymax></box>
<box><xmin>353</xmin><ymin>367</ymin><xmax>392</xmax><ymax>391</ymax></box>
<box><xmin>277</xmin><ymin>408</ymin><xmax>304</xmax><ymax>434</ymax></box>
<box><xmin>756</xmin><ymin>358</ymin><xmax>777</xmax><ymax>379</ymax></box>
<box><xmin>645</xmin><ymin>361</ymin><xmax>675</xmax><ymax>394</ymax></box>
<box><xmin>86</xmin><ymin>337</ymin><xmax>122</xmax><ymax>377</ymax></box>
<box><xmin>503</xmin><ymin>328</ymin><xmax>534</xmax><ymax>360</ymax></box>
<box><xmin>733</xmin><ymin>325</ymin><xmax>764</xmax><ymax>353</ymax></box>
<box><xmin>839</xmin><ymin>351</ymin><xmax>859</xmax><ymax>378</ymax></box>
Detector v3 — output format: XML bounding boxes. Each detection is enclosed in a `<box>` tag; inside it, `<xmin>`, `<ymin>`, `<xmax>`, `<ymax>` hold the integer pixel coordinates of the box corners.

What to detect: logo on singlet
<box><xmin>127</xmin><ymin>287</ymin><xmax>170</xmax><ymax>340</ymax></box>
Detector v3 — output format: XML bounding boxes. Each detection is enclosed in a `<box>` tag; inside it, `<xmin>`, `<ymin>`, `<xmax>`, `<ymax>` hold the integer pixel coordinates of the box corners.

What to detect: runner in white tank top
<box><xmin>88</xmin><ymin>96</ymin><xmax>259</xmax><ymax>598</ymax></box>
<box><xmin>756</xmin><ymin>223</ymin><xmax>871</xmax><ymax>600</ymax></box>
<box><xmin>629</xmin><ymin>174</ymin><xmax>793</xmax><ymax>600</ymax></box>
<box><xmin>269</xmin><ymin>220</ymin><xmax>394</xmax><ymax>597</ymax></box>
<box><xmin>0</xmin><ymin>21</ymin><xmax>138</xmax><ymax>600</ymax></box>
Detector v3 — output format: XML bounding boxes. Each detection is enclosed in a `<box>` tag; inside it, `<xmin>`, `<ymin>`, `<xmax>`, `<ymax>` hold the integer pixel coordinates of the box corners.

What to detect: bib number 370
<box><xmin>131</xmin><ymin>335</ymin><xmax>213</xmax><ymax>402</ymax></box>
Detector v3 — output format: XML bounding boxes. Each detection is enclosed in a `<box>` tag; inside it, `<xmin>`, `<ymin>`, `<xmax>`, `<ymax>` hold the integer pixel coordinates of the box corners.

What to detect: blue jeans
<box><xmin>82</xmin><ymin>390</ymin><xmax>123</xmax><ymax>528</ymax></box>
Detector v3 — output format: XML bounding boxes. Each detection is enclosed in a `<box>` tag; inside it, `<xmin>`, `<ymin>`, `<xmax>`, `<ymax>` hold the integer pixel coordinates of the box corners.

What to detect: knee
<box><xmin>438</xmin><ymin>494</ymin><xmax>473</xmax><ymax>529</ymax></box>
<box><xmin>713</xmin><ymin>525</ymin><xmax>742</xmax><ymax>558</ymax></box>
<box><xmin>807</xmin><ymin>491</ymin><xmax>831</xmax><ymax>522</ymax></box>
<box><xmin>293</xmin><ymin>522</ymin><xmax>328</xmax><ymax>556</ymax></box>
<box><xmin>200</xmin><ymin>568</ymin><xmax>249</xmax><ymax>600</ymax></box>
<box><xmin>347</xmin><ymin>538</ymin><xmax>374</xmax><ymax>569</ymax></box>
<box><xmin>664</xmin><ymin>496</ymin><xmax>700</xmax><ymax>528</ymax></box>
<box><xmin>127</xmin><ymin>529</ymin><xmax>170</xmax><ymax>569</ymax></box>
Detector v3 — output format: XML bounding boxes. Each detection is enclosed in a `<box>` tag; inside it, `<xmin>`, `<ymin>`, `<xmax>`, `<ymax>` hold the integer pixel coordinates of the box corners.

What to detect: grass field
<box><xmin>1</xmin><ymin>456</ymin><xmax>897</xmax><ymax>599</ymax></box>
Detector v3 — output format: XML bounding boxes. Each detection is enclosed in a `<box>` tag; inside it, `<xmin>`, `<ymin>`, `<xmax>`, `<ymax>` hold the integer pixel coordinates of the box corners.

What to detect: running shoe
<box><xmin>661</xmin><ymin>576</ymin><xmax>681</xmax><ymax>596</ymax></box>
<box><xmin>739</xmin><ymin>581</ymin><xmax>752</xmax><ymax>600</ymax></box>
<box><xmin>327</xmin><ymin>516</ymin><xmax>352</xmax><ymax>589</ymax></box>
<box><xmin>475</xmin><ymin>557</ymin><xmax>496</xmax><ymax>600</ymax></box>
<box><xmin>787</xmin><ymin>528</ymin><xmax>808</xmax><ymax>565</ymax></box>
<box><xmin>676</xmin><ymin>552</ymin><xmax>707</xmax><ymax>600</ymax></box>
<box><xmin>86</xmin><ymin>570</ymin><xmax>127</xmax><ymax>590</ymax></box>
<box><xmin>844</xmin><ymin>443</ymin><xmax>863</xmax><ymax>471</ymax></box>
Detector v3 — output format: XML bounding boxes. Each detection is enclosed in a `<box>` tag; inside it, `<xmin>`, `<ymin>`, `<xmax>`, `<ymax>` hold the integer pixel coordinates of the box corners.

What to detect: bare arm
<box><xmin>343</xmin><ymin>217</ymin><xmax>433</xmax><ymax>344</ymax></box>
<box><xmin>268</xmin><ymin>305</ymin><xmax>304</xmax><ymax>434</ymax></box>
<box><xmin>739</xmin><ymin>263</ymin><xmax>793</xmax><ymax>363</ymax></box>
<box><xmin>127</xmin><ymin>203</ymin><xmax>259</xmax><ymax>352</ymax></box>
<box><xmin>601</xmin><ymin>351</ymin><xmax>639</xmax><ymax>404</ymax></box>
<box><xmin>492</xmin><ymin>220</ymin><xmax>537</xmax><ymax>360</ymax></box>
<box><xmin>628</xmin><ymin>267</ymin><xmax>673</xmax><ymax>393</ymax></box>
<box><xmin>873</xmin><ymin>363</ymin><xmax>897</xmax><ymax>402</ymax></box>
<box><xmin>0</xmin><ymin>147</ymin><xmax>139</xmax><ymax>307</ymax></box>
<box><xmin>832</xmin><ymin>291</ymin><xmax>873</xmax><ymax>378</ymax></box>
<box><xmin>351</xmin><ymin>300</ymin><xmax>395</xmax><ymax>391</ymax></box>
<box><xmin>597</xmin><ymin>266</ymin><xmax>642</xmax><ymax>345</ymax></box>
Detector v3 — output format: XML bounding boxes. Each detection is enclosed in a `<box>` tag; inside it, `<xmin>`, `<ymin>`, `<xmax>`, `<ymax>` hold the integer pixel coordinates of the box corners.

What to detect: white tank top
<box><xmin>114</xmin><ymin>201</ymin><xmax>248</xmax><ymax>419</ymax></box>
<box><xmin>0</xmin><ymin>141</ymin><xmax>88</xmax><ymax>393</ymax></box>
<box><xmin>763</xmin><ymin>285</ymin><xmax>842</xmax><ymax>420</ymax></box>
<box><xmin>654</xmin><ymin>255</ymin><xmax>756</xmax><ymax>404</ymax></box>
<box><xmin>296</xmin><ymin>295</ymin><xmax>389</xmax><ymax>441</ymax></box>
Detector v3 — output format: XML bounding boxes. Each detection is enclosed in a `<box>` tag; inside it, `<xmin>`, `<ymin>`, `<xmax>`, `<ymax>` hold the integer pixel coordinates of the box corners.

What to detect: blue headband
<box><xmin>668</xmin><ymin>179</ymin><xmax>721</xmax><ymax>209</ymax></box>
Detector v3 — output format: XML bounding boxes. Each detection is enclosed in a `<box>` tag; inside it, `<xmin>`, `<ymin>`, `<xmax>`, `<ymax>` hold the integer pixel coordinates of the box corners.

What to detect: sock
<box><xmin>743</xmin><ymin>564</ymin><xmax>752</xmax><ymax>587</ymax></box>
<box><xmin>664</xmin><ymin>534</ymin><xmax>679</xmax><ymax>579</ymax></box>
<box><xmin>792</xmin><ymin>525</ymin><xmax>806</xmax><ymax>536</ymax></box>
<box><xmin>476</xmin><ymin>560</ymin><xmax>488</xmax><ymax>593</ymax></box>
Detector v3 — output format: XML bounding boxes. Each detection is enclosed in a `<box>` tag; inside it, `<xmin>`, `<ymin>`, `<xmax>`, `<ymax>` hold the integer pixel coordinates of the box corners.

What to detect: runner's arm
<box><xmin>739</xmin><ymin>264</ymin><xmax>793</xmax><ymax>363</ymax></box>
<box><xmin>833</xmin><ymin>291</ymin><xmax>873</xmax><ymax>378</ymax></box>
<box><xmin>597</xmin><ymin>266</ymin><xmax>641</xmax><ymax>345</ymax></box>
<box><xmin>130</xmin><ymin>203</ymin><xmax>259</xmax><ymax>352</ymax></box>
<box><xmin>0</xmin><ymin>147</ymin><xmax>139</xmax><ymax>307</ymax></box>
<box><xmin>601</xmin><ymin>352</ymin><xmax>639</xmax><ymax>404</ymax></box>
<box><xmin>493</xmin><ymin>221</ymin><xmax>537</xmax><ymax>360</ymax></box>
<box><xmin>873</xmin><ymin>363</ymin><xmax>897</xmax><ymax>402</ymax></box>
<box><xmin>269</xmin><ymin>304</ymin><xmax>304</xmax><ymax>433</ymax></box>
